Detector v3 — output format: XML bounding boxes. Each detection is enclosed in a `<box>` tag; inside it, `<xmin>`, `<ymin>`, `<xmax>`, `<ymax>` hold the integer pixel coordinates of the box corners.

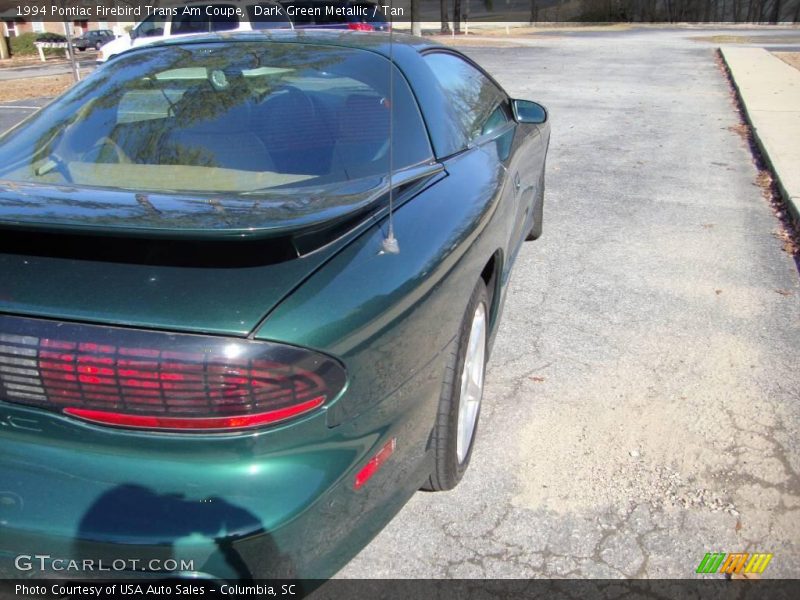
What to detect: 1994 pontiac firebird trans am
<box><xmin>0</xmin><ymin>31</ymin><xmax>549</xmax><ymax>580</ymax></box>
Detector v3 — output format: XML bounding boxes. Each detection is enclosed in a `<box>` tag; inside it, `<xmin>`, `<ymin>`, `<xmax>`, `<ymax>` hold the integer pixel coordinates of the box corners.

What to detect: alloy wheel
<box><xmin>456</xmin><ymin>302</ymin><xmax>486</xmax><ymax>463</ymax></box>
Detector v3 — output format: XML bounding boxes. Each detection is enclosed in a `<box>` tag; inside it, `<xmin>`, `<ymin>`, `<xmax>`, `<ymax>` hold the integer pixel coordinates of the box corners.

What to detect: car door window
<box><xmin>136</xmin><ymin>15</ymin><xmax>166</xmax><ymax>38</ymax></box>
<box><xmin>210</xmin><ymin>5</ymin><xmax>240</xmax><ymax>31</ymax></box>
<box><xmin>171</xmin><ymin>9</ymin><xmax>211</xmax><ymax>35</ymax></box>
<box><xmin>423</xmin><ymin>52</ymin><xmax>510</xmax><ymax>148</ymax></box>
<box><xmin>172</xmin><ymin>5</ymin><xmax>239</xmax><ymax>34</ymax></box>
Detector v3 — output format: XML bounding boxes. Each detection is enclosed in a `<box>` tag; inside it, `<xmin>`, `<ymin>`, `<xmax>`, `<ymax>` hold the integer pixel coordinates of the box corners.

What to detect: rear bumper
<box><xmin>0</xmin><ymin>349</ymin><xmax>442</xmax><ymax>581</ymax></box>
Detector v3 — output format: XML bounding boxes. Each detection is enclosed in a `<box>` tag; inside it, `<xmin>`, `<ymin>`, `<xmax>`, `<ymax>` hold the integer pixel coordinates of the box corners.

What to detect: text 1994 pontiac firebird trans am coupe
<box><xmin>0</xmin><ymin>31</ymin><xmax>549</xmax><ymax>581</ymax></box>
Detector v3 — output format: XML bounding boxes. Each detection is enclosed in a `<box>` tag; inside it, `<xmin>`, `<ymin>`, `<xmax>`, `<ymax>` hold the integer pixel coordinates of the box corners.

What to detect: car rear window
<box><xmin>0</xmin><ymin>42</ymin><xmax>432</xmax><ymax>194</ymax></box>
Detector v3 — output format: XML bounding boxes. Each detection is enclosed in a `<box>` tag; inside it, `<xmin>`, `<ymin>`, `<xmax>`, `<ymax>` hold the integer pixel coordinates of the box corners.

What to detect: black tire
<box><xmin>78</xmin><ymin>47</ymin><xmax>86</xmax><ymax>52</ymax></box>
<box><xmin>423</xmin><ymin>278</ymin><xmax>489</xmax><ymax>491</ymax></box>
<box><xmin>526</xmin><ymin>171</ymin><xmax>545</xmax><ymax>241</ymax></box>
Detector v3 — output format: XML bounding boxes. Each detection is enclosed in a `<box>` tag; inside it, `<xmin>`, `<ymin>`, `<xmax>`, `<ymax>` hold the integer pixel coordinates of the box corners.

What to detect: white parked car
<box><xmin>97</xmin><ymin>1</ymin><xmax>292</xmax><ymax>64</ymax></box>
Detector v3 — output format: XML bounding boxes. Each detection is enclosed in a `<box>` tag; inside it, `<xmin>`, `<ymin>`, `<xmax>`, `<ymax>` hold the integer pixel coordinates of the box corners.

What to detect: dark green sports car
<box><xmin>0</xmin><ymin>31</ymin><xmax>549</xmax><ymax>581</ymax></box>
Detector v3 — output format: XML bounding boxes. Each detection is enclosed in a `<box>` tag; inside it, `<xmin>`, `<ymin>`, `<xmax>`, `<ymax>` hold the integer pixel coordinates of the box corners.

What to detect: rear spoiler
<box><xmin>0</xmin><ymin>162</ymin><xmax>444</xmax><ymax>243</ymax></box>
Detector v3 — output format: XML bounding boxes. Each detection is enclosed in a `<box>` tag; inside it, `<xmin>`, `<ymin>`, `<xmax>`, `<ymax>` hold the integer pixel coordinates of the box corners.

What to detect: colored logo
<box><xmin>696</xmin><ymin>552</ymin><xmax>773</xmax><ymax>575</ymax></box>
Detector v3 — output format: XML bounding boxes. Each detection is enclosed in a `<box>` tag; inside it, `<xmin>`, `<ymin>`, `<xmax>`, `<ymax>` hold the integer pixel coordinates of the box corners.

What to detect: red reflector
<box><xmin>64</xmin><ymin>396</ymin><xmax>325</xmax><ymax>431</ymax></box>
<box><xmin>354</xmin><ymin>438</ymin><xmax>396</xmax><ymax>490</ymax></box>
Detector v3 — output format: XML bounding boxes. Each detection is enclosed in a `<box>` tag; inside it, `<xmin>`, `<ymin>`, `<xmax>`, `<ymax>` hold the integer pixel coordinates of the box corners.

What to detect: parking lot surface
<box><xmin>0</xmin><ymin>57</ymin><xmax>96</xmax><ymax>81</ymax></box>
<box><xmin>339</xmin><ymin>28</ymin><xmax>800</xmax><ymax>578</ymax></box>
<box><xmin>0</xmin><ymin>98</ymin><xmax>50</xmax><ymax>132</ymax></box>
<box><xmin>1</xmin><ymin>27</ymin><xmax>798</xmax><ymax>579</ymax></box>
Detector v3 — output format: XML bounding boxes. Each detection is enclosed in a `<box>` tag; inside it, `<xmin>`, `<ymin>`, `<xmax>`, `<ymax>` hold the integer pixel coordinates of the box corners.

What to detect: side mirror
<box><xmin>129</xmin><ymin>28</ymin><xmax>138</xmax><ymax>40</ymax></box>
<box><xmin>512</xmin><ymin>100</ymin><xmax>548</xmax><ymax>124</ymax></box>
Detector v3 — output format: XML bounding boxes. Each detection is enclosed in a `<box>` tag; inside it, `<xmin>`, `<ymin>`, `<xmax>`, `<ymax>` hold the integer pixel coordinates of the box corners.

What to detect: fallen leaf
<box><xmin>530</xmin><ymin>376</ymin><xmax>545</xmax><ymax>383</ymax></box>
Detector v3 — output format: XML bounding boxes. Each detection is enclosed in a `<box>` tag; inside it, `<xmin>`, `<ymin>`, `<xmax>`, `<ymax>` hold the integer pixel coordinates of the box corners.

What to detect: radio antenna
<box><xmin>381</xmin><ymin>0</ymin><xmax>400</xmax><ymax>255</ymax></box>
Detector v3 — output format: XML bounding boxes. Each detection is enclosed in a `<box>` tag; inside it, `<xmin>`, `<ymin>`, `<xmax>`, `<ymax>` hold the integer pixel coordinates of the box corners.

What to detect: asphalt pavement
<box><xmin>338</xmin><ymin>28</ymin><xmax>800</xmax><ymax>578</ymax></box>
<box><xmin>0</xmin><ymin>98</ymin><xmax>51</xmax><ymax>132</ymax></box>
<box><xmin>0</xmin><ymin>27</ymin><xmax>798</xmax><ymax>579</ymax></box>
<box><xmin>0</xmin><ymin>56</ymin><xmax>96</xmax><ymax>81</ymax></box>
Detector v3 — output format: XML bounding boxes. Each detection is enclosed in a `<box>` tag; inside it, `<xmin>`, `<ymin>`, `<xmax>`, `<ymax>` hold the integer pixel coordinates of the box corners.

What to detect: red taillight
<box><xmin>63</xmin><ymin>396</ymin><xmax>324</xmax><ymax>430</ymax></box>
<box><xmin>0</xmin><ymin>316</ymin><xmax>346</xmax><ymax>432</ymax></box>
<box><xmin>347</xmin><ymin>22</ymin><xmax>374</xmax><ymax>31</ymax></box>
<box><xmin>354</xmin><ymin>438</ymin><xmax>396</xmax><ymax>490</ymax></box>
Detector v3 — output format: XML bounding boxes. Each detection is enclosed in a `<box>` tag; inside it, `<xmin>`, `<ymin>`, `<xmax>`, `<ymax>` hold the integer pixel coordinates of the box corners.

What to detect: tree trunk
<box><xmin>411</xmin><ymin>0</ymin><xmax>422</xmax><ymax>35</ymax></box>
<box><xmin>757</xmin><ymin>0</ymin><xmax>767</xmax><ymax>22</ymax></box>
<box><xmin>454</xmin><ymin>0</ymin><xmax>462</xmax><ymax>34</ymax></box>
<box><xmin>746</xmin><ymin>0</ymin><xmax>755</xmax><ymax>22</ymax></box>
<box><xmin>770</xmin><ymin>0</ymin><xmax>782</xmax><ymax>22</ymax></box>
<box><xmin>441</xmin><ymin>0</ymin><xmax>451</xmax><ymax>33</ymax></box>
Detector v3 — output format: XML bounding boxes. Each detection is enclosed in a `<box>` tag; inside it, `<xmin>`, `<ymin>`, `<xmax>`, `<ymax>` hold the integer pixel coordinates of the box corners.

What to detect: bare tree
<box><xmin>530</xmin><ymin>0</ymin><xmax>539</xmax><ymax>23</ymax></box>
<box><xmin>535</xmin><ymin>0</ymin><xmax>799</xmax><ymax>23</ymax></box>
<box><xmin>770</xmin><ymin>0</ymin><xmax>783</xmax><ymax>21</ymax></box>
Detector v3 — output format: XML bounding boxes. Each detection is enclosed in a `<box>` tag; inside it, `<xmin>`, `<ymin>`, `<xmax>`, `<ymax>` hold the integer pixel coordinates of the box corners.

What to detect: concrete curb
<box><xmin>719</xmin><ymin>46</ymin><xmax>800</xmax><ymax>223</ymax></box>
